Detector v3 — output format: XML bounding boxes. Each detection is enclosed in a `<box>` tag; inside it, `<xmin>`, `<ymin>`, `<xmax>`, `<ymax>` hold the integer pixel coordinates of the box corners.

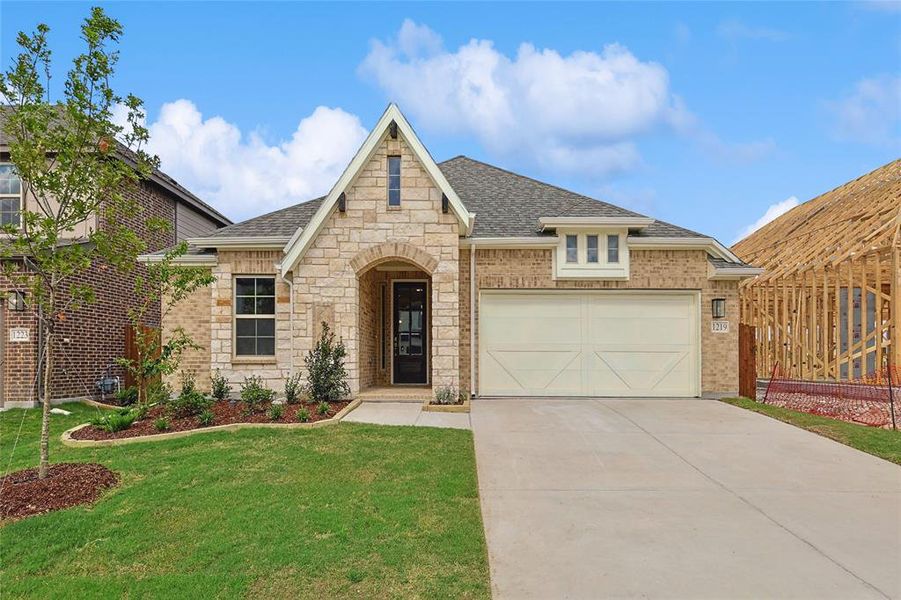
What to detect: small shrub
<box><xmin>179</xmin><ymin>371</ymin><xmax>197</xmax><ymax>395</ymax></box>
<box><xmin>284</xmin><ymin>373</ymin><xmax>303</xmax><ymax>404</ymax></box>
<box><xmin>91</xmin><ymin>410</ymin><xmax>137</xmax><ymax>433</ymax></box>
<box><xmin>167</xmin><ymin>388</ymin><xmax>213</xmax><ymax>419</ymax></box>
<box><xmin>114</xmin><ymin>386</ymin><xmax>138</xmax><ymax>406</ymax></box>
<box><xmin>240</xmin><ymin>375</ymin><xmax>276</xmax><ymax>414</ymax></box>
<box><xmin>197</xmin><ymin>409</ymin><xmax>215</xmax><ymax>427</ymax></box>
<box><xmin>146</xmin><ymin>381</ymin><xmax>172</xmax><ymax>405</ymax></box>
<box><xmin>131</xmin><ymin>403</ymin><xmax>150</xmax><ymax>421</ymax></box>
<box><xmin>267</xmin><ymin>403</ymin><xmax>284</xmax><ymax>421</ymax></box>
<box><xmin>316</xmin><ymin>401</ymin><xmax>330</xmax><ymax>416</ymax></box>
<box><xmin>210</xmin><ymin>369</ymin><xmax>231</xmax><ymax>401</ymax></box>
<box><xmin>296</xmin><ymin>407</ymin><xmax>310</xmax><ymax>423</ymax></box>
<box><xmin>154</xmin><ymin>417</ymin><xmax>169</xmax><ymax>432</ymax></box>
<box><xmin>304</xmin><ymin>322</ymin><xmax>350</xmax><ymax>403</ymax></box>
<box><xmin>433</xmin><ymin>386</ymin><xmax>461</xmax><ymax>405</ymax></box>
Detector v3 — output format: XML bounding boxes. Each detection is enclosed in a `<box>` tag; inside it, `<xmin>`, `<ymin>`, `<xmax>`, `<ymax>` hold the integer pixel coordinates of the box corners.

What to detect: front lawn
<box><xmin>722</xmin><ymin>397</ymin><xmax>901</xmax><ymax>465</ymax></box>
<box><xmin>0</xmin><ymin>403</ymin><xmax>490</xmax><ymax>598</ymax></box>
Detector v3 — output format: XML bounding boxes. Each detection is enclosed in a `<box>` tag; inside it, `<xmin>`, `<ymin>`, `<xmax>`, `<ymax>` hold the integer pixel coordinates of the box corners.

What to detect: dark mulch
<box><xmin>71</xmin><ymin>399</ymin><xmax>351</xmax><ymax>441</ymax></box>
<box><xmin>0</xmin><ymin>463</ymin><xmax>119</xmax><ymax>521</ymax></box>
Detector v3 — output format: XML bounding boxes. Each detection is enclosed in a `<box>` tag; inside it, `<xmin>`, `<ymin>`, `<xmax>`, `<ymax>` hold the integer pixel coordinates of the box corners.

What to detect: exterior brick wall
<box><xmin>458</xmin><ymin>247</ymin><xmax>740</xmax><ymax>396</ymax></box>
<box><xmin>1</xmin><ymin>179</ymin><xmax>177</xmax><ymax>406</ymax></box>
<box><xmin>208</xmin><ymin>250</ymin><xmax>292</xmax><ymax>392</ymax></box>
<box><xmin>162</xmin><ymin>278</ymin><xmax>212</xmax><ymax>393</ymax></box>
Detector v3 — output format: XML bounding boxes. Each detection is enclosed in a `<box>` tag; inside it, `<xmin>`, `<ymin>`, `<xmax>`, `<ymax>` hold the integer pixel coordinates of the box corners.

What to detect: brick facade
<box><xmin>0</xmin><ymin>179</ymin><xmax>178</xmax><ymax>407</ymax></box>
<box><xmin>459</xmin><ymin>247</ymin><xmax>739</xmax><ymax>395</ymax></box>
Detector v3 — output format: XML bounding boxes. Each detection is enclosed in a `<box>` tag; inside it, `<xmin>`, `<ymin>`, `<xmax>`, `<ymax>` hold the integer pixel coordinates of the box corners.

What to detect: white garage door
<box><xmin>479</xmin><ymin>291</ymin><xmax>699</xmax><ymax>397</ymax></box>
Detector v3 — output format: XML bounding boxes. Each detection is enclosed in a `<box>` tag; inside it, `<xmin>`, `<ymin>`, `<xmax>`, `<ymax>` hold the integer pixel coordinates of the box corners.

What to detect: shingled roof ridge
<box><xmin>439</xmin><ymin>155</ymin><xmax>647</xmax><ymax>218</ymax></box>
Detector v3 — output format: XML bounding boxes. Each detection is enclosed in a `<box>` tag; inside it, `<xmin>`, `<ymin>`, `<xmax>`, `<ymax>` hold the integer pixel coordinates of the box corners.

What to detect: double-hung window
<box><xmin>388</xmin><ymin>156</ymin><xmax>401</xmax><ymax>207</ymax></box>
<box><xmin>0</xmin><ymin>164</ymin><xmax>22</xmax><ymax>227</ymax></box>
<box><xmin>235</xmin><ymin>277</ymin><xmax>276</xmax><ymax>356</ymax></box>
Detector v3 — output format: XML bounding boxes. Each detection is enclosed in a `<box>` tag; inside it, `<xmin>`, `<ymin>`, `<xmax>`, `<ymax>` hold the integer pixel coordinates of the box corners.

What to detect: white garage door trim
<box><xmin>478</xmin><ymin>290</ymin><xmax>701</xmax><ymax>397</ymax></box>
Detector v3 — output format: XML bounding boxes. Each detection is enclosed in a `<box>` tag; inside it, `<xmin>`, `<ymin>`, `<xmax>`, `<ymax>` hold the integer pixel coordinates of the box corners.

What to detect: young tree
<box><xmin>0</xmin><ymin>8</ymin><xmax>159</xmax><ymax>478</ymax></box>
<box><xmin>117</xmin><ymin>242</ymin><xmax>214</xmax><ymax>405</ymax></box>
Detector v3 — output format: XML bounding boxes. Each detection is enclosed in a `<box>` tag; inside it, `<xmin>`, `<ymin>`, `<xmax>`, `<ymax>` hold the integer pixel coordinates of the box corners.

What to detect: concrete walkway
<box><xmin>343</xmin><ymin>401</ymin><xmax>471</xmax><ymax>429</ymax></box>
<box><xmin>472</xmin><ymin>397</ymin><xmax>901</xmax><ymax>599</ymax></box>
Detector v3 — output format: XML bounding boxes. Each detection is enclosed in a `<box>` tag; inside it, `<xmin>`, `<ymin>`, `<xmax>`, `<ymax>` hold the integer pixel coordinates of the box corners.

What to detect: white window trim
<box><xmin>233</xmin><ymin>275</ymin><xmax>277</xmax><ymax>361</ymax></box>
<box><xmin>553</xmin><ymin>229</ymin><xmax>629</xmax><ymax>280</ymax></box>
<box><xmin>0</xmin><ymin>163</ymin><xmax>23</xmax><ymax>229</ymax></box>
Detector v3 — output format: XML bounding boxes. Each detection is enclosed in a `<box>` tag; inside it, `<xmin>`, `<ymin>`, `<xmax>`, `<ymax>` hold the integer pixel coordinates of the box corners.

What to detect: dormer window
<box><xmin>0</xmin><ymin>164</ymin><xmax>22</xmax><ymax>228</ymax></box>
<box><xmin>387</xmin><ymin>155</ymin><xmax>401</xmax><ymax>207</ymax></box>
<box><xmin>565</xmin><ymin>235</ymin><xmax>578</xmax><ymax>263</ymax></box>
<box><xmin>553</xmin><ymin>230</ymin><xmax>629</xmax><ymax>280</ymax></box>
<box><xmin>587</xmin><ymin>235</ymin><xmax>599</xmax><ymax>263</ymax></box>
<box><xmin>607</xmin><ymin>234</ymin><xmax>620</xmax><ymax>263</ymax></box>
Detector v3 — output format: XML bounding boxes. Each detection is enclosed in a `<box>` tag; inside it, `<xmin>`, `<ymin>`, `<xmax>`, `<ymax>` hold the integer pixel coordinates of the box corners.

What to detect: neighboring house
<box><xmin>151</xmin><ymin>104</ymin><xmax>760</xmax><ymax>400</ymax></box>
<box><xmin>0</xmin><ymin>133</ymin><xmax>231</xmax><ymax>408</ymax></box>
<box><xmin>734</xmin><ymin>159</ymin><xmax>900</xmax><ymax>382</ymax></box>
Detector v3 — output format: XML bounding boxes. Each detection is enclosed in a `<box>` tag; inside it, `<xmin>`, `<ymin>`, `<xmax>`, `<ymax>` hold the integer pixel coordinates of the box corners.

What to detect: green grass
<box><xmin>722</xmin><ymin>397</ymin><xmax>901</xmax><ymax>465</ymax></box>
<box><xmin>0</xmin><ymin>403</ymin><xmax>490</xmax><ymax>599</ymax></box>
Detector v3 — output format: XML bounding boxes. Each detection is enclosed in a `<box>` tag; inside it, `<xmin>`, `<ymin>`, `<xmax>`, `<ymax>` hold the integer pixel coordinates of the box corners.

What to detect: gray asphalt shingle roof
<box><xmin>194</xmin><ymin>155</ymin><xmax>707</xmax><ymax>243</ymax></box>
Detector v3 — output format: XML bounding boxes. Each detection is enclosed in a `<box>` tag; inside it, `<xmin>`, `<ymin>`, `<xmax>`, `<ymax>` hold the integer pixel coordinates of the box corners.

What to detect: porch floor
<box><xmin>356</xmin><ymin>385</ymin><xmax>433</xmax><ymax>403</ymax></box>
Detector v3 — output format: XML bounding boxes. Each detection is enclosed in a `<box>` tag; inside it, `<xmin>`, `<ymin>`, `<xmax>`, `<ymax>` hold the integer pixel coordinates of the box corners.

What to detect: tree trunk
<box><xmin>38</xmin><ymin>327</ymin><xmax>53</xmax><ymax>479</ymax></box>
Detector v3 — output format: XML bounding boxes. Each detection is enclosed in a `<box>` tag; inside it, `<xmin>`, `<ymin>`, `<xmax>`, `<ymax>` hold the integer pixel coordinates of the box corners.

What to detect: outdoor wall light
<box><xmin>711</xmin><ymin>298</ymin><xmax>726</xmax><ymax>319</ymax></box>
<box><xmin>7</xmin><ymin>290</ymin><xmax>25</xmax><ymax>312</ymax></box>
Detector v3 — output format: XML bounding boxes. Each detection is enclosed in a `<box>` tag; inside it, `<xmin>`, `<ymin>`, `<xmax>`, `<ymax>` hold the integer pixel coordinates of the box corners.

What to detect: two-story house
<box><xmin>0</xmin><ymin>129</ymin><xmax>231</xmax><ymax>408</ymax></box>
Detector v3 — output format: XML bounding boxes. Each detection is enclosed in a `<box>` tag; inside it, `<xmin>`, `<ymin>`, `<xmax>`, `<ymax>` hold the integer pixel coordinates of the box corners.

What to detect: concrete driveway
<box><xmin>472</xmin><ymin>398</ymin><xmax>901</xmax><ymax>599</ymax></box>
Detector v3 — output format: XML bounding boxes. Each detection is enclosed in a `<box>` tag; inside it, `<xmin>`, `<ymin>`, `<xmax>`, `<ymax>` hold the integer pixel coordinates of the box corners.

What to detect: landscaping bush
<box><xmin>179</xmin><ymin>371</ymin><xmax>197</xmax><ymax>395</ymax></box>
<box><xmin>433</xmin><ymin>386</ymin><xmax>461</xmax><ymax>405</ymax></box>
<box><xmin>130</xmin><ymin>403</ymin><xmax>150</xmax><ymax>421</ymax></box>
<box><xmin>114</xmin><ymin>386</ymin><xmax>138</xmax><ymax>406</ymax></box>
<box><xmin>240</xmin><ymin>375</ymin><xmax>276</xmax><ymax>414</ymax></box>
<box><xmin>91</xmin><ymin>409</ymin><xmax>137</xmax><ymax>433</ymax></box>
<box><xmin>146</xmin><ymin>380</ymin><xmax>172</xmax><ymax>405</ymax></box>
<box><xmin>296</xmin><ymin>407</ymin><xmax>310</xmax><ymax>423</ymax></box>
<box><xmin>154</xmin><ymin>418</ymin><xmax>169</xmax><ymax>432</ymax></box>
<box><xmin>285</xmin><ymin>373</ymin><xmax>303</xmax><ymax>404</ymax></box>
<box><xmin>197</xmin><ymin>409</ymin><xmax>215</xmax><ymax>427</ymax></box>
<box><xmin>267</xmin><ymin>403</ymin><xmax>284</xmax><ymax>421</ymax></box>
<box><xmin>167</xmin><ymin>388</ymin><xmax>213</xmax><ymax>419</ymax></box>
<box><xmin>210</xmin><ymin>369</ymin><xmax>231</xmax><ymax>401</ymax></box>
<box><xmin>304</xmin><ymin>322</ymin><xmax>349</xmax><ymax>403</ymax></box>
<box><xmin>316</xmin><ymin>401</ymin><xmax>330</xmax><ymax>416</ymax></box>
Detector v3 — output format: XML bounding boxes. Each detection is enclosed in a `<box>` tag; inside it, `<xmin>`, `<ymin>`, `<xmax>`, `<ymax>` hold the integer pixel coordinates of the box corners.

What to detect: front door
<box><xmin>393</xmin><ymin>281</ymin><xmax>428</xmax><ymax>384</ymax></box>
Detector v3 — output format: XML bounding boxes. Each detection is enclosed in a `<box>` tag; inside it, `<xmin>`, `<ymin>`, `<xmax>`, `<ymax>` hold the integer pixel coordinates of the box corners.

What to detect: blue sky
<box><xmin>3</xmin><ymin>1</ymin><xmax>899</xmax><ymax>244</ymax></box>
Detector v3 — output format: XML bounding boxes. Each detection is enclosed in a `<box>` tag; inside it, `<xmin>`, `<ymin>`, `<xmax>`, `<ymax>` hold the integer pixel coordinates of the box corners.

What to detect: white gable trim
<box><xmin>280</xmin><ymin>104</ymin><xmax>474</xmax><ymax>277</ymax></box>
<box><xmin>627</xmin><ymin>236</ymin><xmax>744</xmax><ymax>264</ymax></box>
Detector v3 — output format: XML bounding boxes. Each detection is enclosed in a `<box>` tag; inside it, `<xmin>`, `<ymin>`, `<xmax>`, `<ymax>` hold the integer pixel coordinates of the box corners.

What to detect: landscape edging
<box><xmin>421</xmin><ymin>397</ymin><xmax>471</xmax><ymax>413</ymax></box>
<box><xmin>60</xmin><ymin>398</ymin><xmax>362</xmax><ymax>447</ymax></box>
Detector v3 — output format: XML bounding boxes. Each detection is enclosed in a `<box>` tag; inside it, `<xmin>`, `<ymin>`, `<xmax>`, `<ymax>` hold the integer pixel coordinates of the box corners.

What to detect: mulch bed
<box><xmin>0</xmin><ymin>463</ymin><xmax>119</xmax><ymax>522</ymax></box>
<box><xmin>71</xmin><ymin>399</ymin><xmax>351</xmax><ymax>441</ymax></box>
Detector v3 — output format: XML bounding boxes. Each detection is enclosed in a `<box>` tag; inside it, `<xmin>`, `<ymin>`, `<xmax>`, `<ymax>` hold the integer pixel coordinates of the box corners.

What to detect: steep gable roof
<box><xmin>279</xmin><ymin>104</ymin><xmax>473</xmax><ymax>276</ymax></box>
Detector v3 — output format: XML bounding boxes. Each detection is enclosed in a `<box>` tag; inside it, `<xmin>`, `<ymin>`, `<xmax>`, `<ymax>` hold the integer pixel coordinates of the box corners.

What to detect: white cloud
<box><xmin>735</xmin><ymin>196</ymin><xmax>800</xmax><ymax>243</ymax></box>
<box><xmin>360</xmin><ymin>20</ymin><xmax>770</xmax><ymax>175</ymax></box>
<box><xmin>134</xmin><ymin>100</ymin><xmax>367</xmax><ymax>220</ymax></box>
<box><xmin>716</xmin><ymin>19</ymin><xmax>789</xmax><ymax>42</ymax></box>
<box><xmin>824</xmin><ymin>75</ymin><xmax>901</xmax><ymax>146</ymax></box>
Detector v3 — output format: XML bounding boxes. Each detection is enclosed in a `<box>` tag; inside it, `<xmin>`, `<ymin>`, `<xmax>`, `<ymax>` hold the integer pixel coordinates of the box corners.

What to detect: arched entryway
<box><xmin>352</xmin><ymin>243</ymin><xmax>436</xmax><ymax>397</ymax></box>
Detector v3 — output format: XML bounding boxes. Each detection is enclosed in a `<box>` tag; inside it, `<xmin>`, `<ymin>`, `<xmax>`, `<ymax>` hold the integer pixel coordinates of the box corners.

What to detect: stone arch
<box><xmin>349</xmin><ymin>242</ymin><xmax>439</xmax><ymax>275</ymax></box>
